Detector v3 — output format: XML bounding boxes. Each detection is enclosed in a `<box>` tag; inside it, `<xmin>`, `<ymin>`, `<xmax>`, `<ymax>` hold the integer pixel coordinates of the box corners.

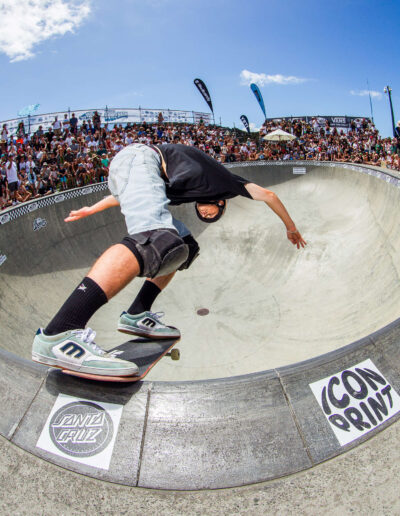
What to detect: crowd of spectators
<box><xmin>259</xmin><ymin>117</ymin><xmax>400</xmax><ymax>169</ymax></box>
<box><xmin>1</xmin><ymin>111</ymin><xmax>400</xmax><ymax>210</ymax></box>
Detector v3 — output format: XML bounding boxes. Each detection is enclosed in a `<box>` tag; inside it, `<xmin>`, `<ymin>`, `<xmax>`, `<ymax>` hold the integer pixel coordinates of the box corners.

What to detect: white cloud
<box><xmin>350</xmin><ymin>89</ymin><xmax>382</xmax><ymax>99</ymax></box>
<box><xmin>249</xmin><ymin>122</ymin><xmax>260</xmax><ymax>132</ymax></box>
<box><xmin>0</xmin><ymin>0</ymin><xmax>91</xmax><ymax>62</ymax></box>
<box><xmin>240</xmin><ymin>69</ymin><xmax>308</xmax><ymax>86</ymax></box>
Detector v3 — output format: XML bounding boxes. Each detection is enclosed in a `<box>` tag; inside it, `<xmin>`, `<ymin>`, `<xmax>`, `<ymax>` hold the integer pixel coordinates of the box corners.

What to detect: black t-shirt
<box><xmin>155</xmin><ymin>144</ymin><xmax>251</xmax><ymax>205</ymax></box>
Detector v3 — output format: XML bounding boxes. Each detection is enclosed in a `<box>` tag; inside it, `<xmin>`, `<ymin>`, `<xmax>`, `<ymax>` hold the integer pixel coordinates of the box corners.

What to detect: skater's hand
<box><xmin>64</xmin><ymin>206</ymin><xmax>93</xmax><ymax>222</ymax></box>
<box><xmin>65</xmin><ymin>195</ymin><xmax>119</xmax><ymax>222</ymax></box>
<box><xmin>287</xmin><ymin>228</ymin><xmax>307</xmax><ymax>249</ymax></box>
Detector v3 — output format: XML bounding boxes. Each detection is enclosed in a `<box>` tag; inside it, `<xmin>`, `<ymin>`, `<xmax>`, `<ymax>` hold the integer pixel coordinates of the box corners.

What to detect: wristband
<box><xmin>287</xmin><ymin>229</ymin><xmax>298</xmax><ymax>234</ymax></box>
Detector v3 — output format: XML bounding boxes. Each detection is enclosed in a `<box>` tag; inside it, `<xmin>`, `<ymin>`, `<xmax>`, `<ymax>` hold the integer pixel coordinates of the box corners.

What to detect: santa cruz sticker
<box><xmin>49</xmin><ymin>401</ymin><xmax>113</xmax><ymax>457</ymax></box>
<box><xmin>37</xmin><ymin>394</ymin><xmax>123</xmax><ymax>470</ymax></box>
<box><xmin>310</xmin><ymin>359</ymin><xmax>400</xmax><ymax>446</ymax></box>
<box><xmin>33</xmin><ymin>217</ymin><xmax>47</xmax><ymax>231</ymax></box>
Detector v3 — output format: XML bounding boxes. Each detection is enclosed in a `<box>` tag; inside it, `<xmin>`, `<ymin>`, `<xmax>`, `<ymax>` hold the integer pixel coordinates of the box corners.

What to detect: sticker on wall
<box><xmin>310</xmin><ymin>359</ymin><xmax>400</xmax><ymax>446</ymax></box>
<box><xmin>82</xmin><ymin>186</ymin><xmax>93</xmax><ymax>195</ymax></box>
<box><xmin>0</xmin><ymin>213</ymin><xmax>10</xmax><ymax>225</ymax></box>
<box><xmin>37</xmin><ymin>393</ymin><xmax>123</xmax><ymax>470</ymax></box>
<box><xmin>33</xmin><ymin>217</ymin><xmax>47</xmax><ymax>231</ymax></box>
<box><xmin>28</xmin><ymin>202</ymin><xmax>39</xmax><ymax>212</ymax></box>
<box><xmin>0</xmin><ymin>253</ymin><xmax>7</xmax><ymax>266</ymax></box>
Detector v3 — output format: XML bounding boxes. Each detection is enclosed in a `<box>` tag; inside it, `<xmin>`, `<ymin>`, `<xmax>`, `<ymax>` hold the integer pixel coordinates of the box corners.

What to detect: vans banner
<box><xmin>266</xmin><ymin>115</ymin><xmax>371</xmax><ymax>131</ymax></box>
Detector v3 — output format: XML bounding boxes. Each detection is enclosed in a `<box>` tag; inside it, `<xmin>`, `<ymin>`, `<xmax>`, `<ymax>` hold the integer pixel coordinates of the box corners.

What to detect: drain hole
<box><xmin>197</xmin><ymin>308</ymin><xmax>209</xmax><ymax>316</ymax></box>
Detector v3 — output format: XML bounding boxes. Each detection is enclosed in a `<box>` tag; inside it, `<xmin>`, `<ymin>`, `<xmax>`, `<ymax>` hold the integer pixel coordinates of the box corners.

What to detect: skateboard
<box><xmin>62</xmin><ymin>337</ymin><xmax>180</xmax><ymax>382</ymax></box>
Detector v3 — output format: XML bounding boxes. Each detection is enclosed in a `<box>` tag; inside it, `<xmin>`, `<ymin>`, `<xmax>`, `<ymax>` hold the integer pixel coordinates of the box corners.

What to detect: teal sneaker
<box><xmin>32</xmin><ymin>328</ymin><xmax>139</xmax><ymax>377</ymax></box>
<box><xmin>118</xmin><ymin>311</ymin><xmax>180</xmax><ymax>339</ymax></box>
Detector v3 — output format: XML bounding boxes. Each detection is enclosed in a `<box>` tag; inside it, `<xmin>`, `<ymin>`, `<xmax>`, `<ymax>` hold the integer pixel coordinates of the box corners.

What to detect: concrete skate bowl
<box><xmin>1</xmin><ymin>161</ymin><xmax>400</xmax><ymax>490</ymax></box>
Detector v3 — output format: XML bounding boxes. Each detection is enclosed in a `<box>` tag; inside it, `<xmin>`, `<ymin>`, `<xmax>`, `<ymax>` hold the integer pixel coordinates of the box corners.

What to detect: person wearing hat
<box><xmin>32</xmin><ymin>143</ymin><xmax>306</xmax><ymax>377</ymax></box>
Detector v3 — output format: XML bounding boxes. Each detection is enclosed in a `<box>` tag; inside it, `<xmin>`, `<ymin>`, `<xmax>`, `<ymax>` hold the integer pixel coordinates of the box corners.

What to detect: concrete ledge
<box><xmin>1</xmin><ymin>315</ymin><xmax>400</xmax><ymax>489</ymax></box>
<box><xmin>0</xmin><ymin>348</ymin><xmax>48</xmax><ymax>439</ymax></box>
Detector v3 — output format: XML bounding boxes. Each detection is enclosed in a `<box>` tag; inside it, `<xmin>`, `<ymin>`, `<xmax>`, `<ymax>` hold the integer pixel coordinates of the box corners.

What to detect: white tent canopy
<box><xmin>263</xmin><ymin>129</ymin><xmax>296</xmax><ymax>142</ymax></box>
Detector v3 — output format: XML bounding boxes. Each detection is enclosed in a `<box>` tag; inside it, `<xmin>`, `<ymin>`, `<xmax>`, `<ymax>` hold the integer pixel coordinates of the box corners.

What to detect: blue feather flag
<box><xmin>250</xmin><ymin>84</ymin><xmax>266</xmax><ymax>119</ymax></box>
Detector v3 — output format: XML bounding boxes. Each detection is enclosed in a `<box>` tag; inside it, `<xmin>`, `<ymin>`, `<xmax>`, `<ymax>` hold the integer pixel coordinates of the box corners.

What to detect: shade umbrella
<box><xmin>263</xmin><ymin>129</ymin><xmax>296</xmax><ymax>142</ymax></box>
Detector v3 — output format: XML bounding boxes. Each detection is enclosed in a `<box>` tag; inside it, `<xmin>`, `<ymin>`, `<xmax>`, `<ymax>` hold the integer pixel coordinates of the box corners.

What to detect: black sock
<box><xmin>127</xmin><ymin>280</ymin><xmax>161</xmax><ymax>315</ymax></box>
<box><xmin>44</xmin><ymin>277</ymin><xmax>108</xmax><ymax>335</ymax></box>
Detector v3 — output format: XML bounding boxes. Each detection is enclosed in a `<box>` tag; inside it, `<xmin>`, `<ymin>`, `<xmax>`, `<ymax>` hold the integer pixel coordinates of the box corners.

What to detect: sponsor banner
<box><xmin>37</xmin><ymin>393</ymin><xmax>123</xmax><ymax>470</ymax></box>
<box><xmin>293</xmin><ymin>167</ymin><xmax>306</xmax><ymax>175</ymax></box>
<box><xmin>310</xmin><ymin>359</ymin><xmax>400</xmax><ymax>446</ymax></box>
<box><xmin>250</xmin><ymin>83</ymin><xmax>267</xmax><ymax>119</ymax></box>
<box><xmin>193</xmin><ymin>112</ymin><xmax>210</xmax><ymax>124</ymax></box>
<box><xmin>240</xmin><ymin>115</ymin><xmax>251</xmax><ymax>133</ymax></box>
<box><xmin>194</xmin><ymin>78</ymin><xmax>214</xmax><ymax>114</ymax></box>
<box><xmin>1</xmin><ymin>108</ymin><xmax>213</xmax><ymax>135</ymax></box>
<box><xmin>267</xmin><ymin>116</ymin><xmax>372</xmax><ymax>131</ymax></box>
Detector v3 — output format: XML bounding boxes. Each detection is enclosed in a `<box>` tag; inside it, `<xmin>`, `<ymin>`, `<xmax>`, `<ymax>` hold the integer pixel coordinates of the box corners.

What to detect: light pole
<box><xmin>383</xmin><ymin>86</ymin><xmax>396</xmax><ymax>137</ymax></box>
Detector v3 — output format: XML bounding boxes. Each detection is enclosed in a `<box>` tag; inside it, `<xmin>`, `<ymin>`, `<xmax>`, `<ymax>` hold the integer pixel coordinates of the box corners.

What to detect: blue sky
<box><xmin>0</xmin><ymin>0</ymin><xmax>399</xmax><ymax>136</ymax></box>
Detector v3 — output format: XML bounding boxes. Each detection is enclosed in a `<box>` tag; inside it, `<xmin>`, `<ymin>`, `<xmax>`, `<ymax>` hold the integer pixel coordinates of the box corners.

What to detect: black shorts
<box><xmin>8</xmin><ymin>181</ymin><xmax>18</xmax><ymax>193</ymax></box>
<box><xmin>121</xmin><ymin>228</ymin><xmax>188</xmax><ymax>278</ymax></box>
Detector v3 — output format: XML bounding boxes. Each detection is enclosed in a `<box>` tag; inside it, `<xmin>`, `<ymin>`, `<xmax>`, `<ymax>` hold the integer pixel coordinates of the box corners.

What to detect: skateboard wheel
<box><xmin>170</xmin><ymin>348</ymin><xmax>180</xmax><ymax>360</ymax></box>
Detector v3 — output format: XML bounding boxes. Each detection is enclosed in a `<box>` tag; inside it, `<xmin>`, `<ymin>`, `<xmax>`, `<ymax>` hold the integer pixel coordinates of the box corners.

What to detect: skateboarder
<box><xmin>32</xmin><ymin>143</ymin><xmax>306</xmax><ymax>377</ymax></box>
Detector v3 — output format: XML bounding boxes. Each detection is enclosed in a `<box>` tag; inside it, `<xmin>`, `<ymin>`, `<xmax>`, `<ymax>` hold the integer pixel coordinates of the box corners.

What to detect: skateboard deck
<box><xmin>62</xmin><ymin>337</ymin><xmax>180</xmax><ymax>382</ymax></box>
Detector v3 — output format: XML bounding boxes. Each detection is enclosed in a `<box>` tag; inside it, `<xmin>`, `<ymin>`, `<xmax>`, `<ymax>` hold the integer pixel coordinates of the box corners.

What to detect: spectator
<box><xmin>16</xmin><ymin>182</ymin><xmax>32</xmax><ymax>203</ymax></box>
<box><xmin>48</xmin><ymin>165</ymin><xmax>59</xmax><ymax>191</ymax></box>
<box><xmin>36</xmin><ymin>125</ymin><xmax>44</xmax><ymax>137</ymax></box>
<box><xmin>17</xmin><ymin>121</ymin><xmax>25</xmax><ymax>137</ymax></box>
<box><xmin>70</xmin><ymin>113</ymin><xmax>78</xmax><ymax>135</ymax></box>
<box><xmin>52</xmin><ymin>116</ymin><xmax>62</xmax><ymax>136</ymax></box>
<box><xmin>1</xmin><ymin>123</ymin><xmax>8</xmax><ymax>141</ymax></box>
<box><xmin>27</xmin><ymin>163</ymin><xmax>38</xmax><ymax>196</ymax></box>
<box><xmin>92</xmin><ymin>111</ymin><xmax>101</xmax><ymax>131</ymax></box>
<box><xmin>37</xmin><ymin>173</ymin><xmax>51</xmax><ymax>196</ymax></box>
<box><xmin>0</xmin><ymin>160</ymin><xmax>8</xmax><ymax>209</ymax></box>
<box><xmin>0</xmin><ymin>176</ymin><xmax>7</xmax><ymax>209</ymax></box>
<box><xmin>5</xmin><ymin>156</ymin><xmax>19</xmax><ymax>204</ymax></box>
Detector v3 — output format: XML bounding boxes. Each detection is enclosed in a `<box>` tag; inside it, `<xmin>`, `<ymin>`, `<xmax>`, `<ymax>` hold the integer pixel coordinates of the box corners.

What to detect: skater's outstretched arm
<box><xmin>244</xmin><ymin>183</ymin><xmax>307</xmax><ymax>249</ymax></box>
<box><xmin>64</xmin><ymin>195</ymin><xmax>120</xmax><ymax>222</ymax></box>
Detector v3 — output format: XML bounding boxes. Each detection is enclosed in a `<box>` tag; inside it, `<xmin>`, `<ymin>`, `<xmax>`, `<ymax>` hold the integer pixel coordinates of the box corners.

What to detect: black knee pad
<box><xmin>121</xmin><ymin>229</ymin><xmax>189</xmax><ymax>278</ymax></box>
<box><xmin>178</xmin><ymin>234</ymin><xmax>200</xmax><ymax>270</ymax></box>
